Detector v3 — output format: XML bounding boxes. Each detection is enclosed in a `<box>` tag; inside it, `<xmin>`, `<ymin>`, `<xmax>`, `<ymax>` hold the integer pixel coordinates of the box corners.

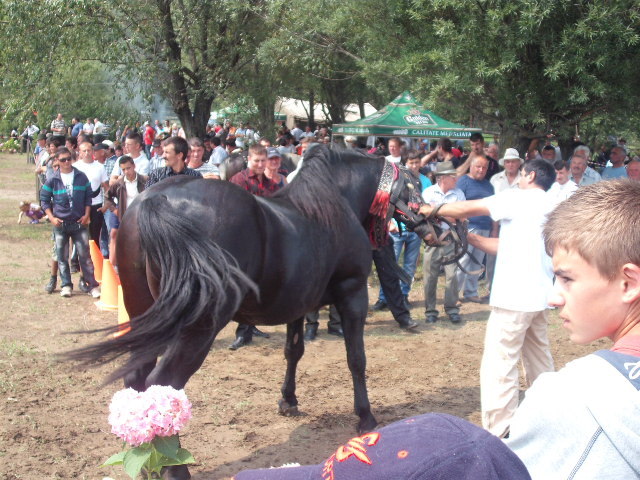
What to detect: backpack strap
<box><xmin>593</xmin><ymin>350</ymin><xmax>640</xmax><ymax>391</ymax></box>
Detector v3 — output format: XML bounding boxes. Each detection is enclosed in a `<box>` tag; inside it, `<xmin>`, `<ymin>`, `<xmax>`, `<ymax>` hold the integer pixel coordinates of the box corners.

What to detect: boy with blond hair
<box><xmin>506</xmin><ymin>179</ymin><xmax>640</xmax><ymax>479</ymax></box>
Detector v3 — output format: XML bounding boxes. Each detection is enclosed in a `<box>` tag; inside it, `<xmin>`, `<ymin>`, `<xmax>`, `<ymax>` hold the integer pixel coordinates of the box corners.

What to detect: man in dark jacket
<box><xmin>40</xmin><ymin>148</ymin><xmax>101</xmax><ymax>298</ymax></box>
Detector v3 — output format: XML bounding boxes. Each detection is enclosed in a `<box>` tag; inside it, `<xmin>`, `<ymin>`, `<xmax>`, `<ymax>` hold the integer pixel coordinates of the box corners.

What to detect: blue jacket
<box><xmin>40</xmin><ymin>167</ymin><xmax>92</xmax><ymax>222</ymax></box>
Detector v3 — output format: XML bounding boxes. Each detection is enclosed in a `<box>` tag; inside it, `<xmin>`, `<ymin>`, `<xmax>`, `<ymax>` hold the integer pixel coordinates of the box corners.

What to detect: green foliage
<box><xmin>102</xmin><ymin>435</ymin><xmax>194</xmax><ymax>480</ymax></box>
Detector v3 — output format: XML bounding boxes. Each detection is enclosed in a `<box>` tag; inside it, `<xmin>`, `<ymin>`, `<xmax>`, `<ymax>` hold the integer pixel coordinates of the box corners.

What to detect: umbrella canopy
<box><xmin>332</xmin><ymin>91</ymin><xmax>481</xmax><ymax>139</ymax></box>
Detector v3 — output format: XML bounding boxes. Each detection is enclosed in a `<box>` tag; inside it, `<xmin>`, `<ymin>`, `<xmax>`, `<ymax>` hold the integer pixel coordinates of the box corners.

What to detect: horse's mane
<box><xmin>274</xmin><ymin>145</ymin><xmax>352</xmax><ymax>232</ymax></box>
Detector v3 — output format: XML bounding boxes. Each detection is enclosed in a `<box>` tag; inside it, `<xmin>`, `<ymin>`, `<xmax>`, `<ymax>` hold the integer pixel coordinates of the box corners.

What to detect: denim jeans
<box><xmin>53</xmin><ymin>222</ymin><xmax>98</xmax><ymax>289</ymax></box>
<box><xmin>102</xmin><ymin>209</ymin><xmax>120</xmax><ymax>258</ymax></box>
<box><xmin>379</xmin><ymin>231</ymin><xmax>421</xmax><ymax>302</ymax></box>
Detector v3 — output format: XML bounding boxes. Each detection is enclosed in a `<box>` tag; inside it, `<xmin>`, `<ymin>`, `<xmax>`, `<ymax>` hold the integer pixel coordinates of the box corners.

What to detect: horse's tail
<box><xmin>67</xmin><ymin>193</ymin><xmax>258</xmax><ymax>383</ymax></box>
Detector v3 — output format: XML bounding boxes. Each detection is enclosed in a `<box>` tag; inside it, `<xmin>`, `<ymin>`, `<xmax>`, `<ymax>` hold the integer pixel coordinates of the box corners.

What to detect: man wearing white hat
<box><xmin>490</xmin><ymin>148</ymin><xmax>523</xmax><ymax>193</ymax></box>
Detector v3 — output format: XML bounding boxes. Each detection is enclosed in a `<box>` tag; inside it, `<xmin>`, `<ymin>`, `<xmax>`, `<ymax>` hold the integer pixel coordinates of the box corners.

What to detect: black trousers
<box><xmin>305</xmin><ymin>305</ymin><xmax>341</xmax><ymax>329</ymax></box>
<box><xmin>373</xmin><ymin>241</ymin><xmax>412</xmax><ymax>324</ymax></box>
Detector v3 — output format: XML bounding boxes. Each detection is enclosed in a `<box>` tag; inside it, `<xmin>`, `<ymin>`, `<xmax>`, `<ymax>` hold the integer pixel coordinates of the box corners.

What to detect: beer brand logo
<box><xmin>403</xmin><ymin>113</ymin><xmax>436</xmax><ymax>126</ymax></box>
<box><xmin>322</xmin><ymin>432</ymin><xmax>381</xmax><ymax>480</ymax></box>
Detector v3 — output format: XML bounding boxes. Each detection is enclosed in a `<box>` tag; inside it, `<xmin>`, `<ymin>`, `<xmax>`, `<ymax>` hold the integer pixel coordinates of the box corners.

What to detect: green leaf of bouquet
<box><xmin>157</xmin><ymin>449</ymin><xmax>196</xmax><ymax>467</ymax></box>
<box><xmin>153</xmin><ymin>434</ymin><xmax>180</xmax><ymax>460</ymax></box>
<box><xmin>123</xmin><ymin>446</ymin><xmax>153</xmax><ymax>479</ymax></box>
<box><xmin>101</xmin><ymin>451</ymin><xmax>126</xmax><ymax>466</ymax></box>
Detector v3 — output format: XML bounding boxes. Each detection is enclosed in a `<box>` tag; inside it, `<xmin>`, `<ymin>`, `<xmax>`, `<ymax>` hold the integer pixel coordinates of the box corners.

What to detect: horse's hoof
<box><xmin>161</xmin><ymin>464</ymin><xmax>191</xmax><ymax>480</ymax></box>
<box><xmin>357</xmin><ymin>415</ymin><xmax>378</xmax><ymax>434</ymax></box>
<box><xmin>278</xmin><ymin>399</ymin><xmax>300</xmax><ymax>416</ymax></box>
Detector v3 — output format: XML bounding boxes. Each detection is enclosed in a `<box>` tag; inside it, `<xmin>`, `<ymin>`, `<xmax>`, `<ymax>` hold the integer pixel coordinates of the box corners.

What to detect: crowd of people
<box><xmin>22</xmin><ymin>111</ymin><xmax>640</xmax><ymax>478</ymax></box>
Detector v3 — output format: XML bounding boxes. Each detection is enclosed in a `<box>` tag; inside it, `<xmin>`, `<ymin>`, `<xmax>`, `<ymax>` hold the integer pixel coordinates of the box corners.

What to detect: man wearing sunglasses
<box><xmin>40</xmin><ymin>148</ymin><xmax>101</xmax><ymax>298</ymax></box>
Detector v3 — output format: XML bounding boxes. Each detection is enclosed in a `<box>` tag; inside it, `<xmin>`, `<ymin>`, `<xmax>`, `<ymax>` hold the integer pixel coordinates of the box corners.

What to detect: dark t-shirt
<box><xmin>456</xmin><ymin>175</ymin><xmax>494</xmax><ymax>230</ymax></box>
<box><xmin>453</xmin><ymin>155</ymin><xmax>501</xmax><ymax>179</ymax></box>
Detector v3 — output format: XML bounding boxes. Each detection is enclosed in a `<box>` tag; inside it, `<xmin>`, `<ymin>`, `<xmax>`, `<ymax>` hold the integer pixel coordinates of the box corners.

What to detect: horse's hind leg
<box><xmin>333</xmin><ymin>283</ymin><xmax>378</xmax><ymax>433</ymax></box>
<box><xmin>279</xmin><ymin>317</ymin><xmax>305</xmax><ymax>416</ymax></box>
<box><xmin>145</xmin><ymin>320</ymin><xmax>227</xmax><ymax>480</ymax></box>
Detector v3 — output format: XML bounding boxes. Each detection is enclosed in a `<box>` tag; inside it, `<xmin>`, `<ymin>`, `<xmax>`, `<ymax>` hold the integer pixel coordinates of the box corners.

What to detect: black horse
<box><xmin>72</xmin><ymin>145</ymin><xmax>433</xmax><ymax>479</ymax></box>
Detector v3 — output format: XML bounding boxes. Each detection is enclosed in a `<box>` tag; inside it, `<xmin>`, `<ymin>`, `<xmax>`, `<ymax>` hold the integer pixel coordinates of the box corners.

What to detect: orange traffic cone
<box><xmin>114</xmin><ymin>285</ymin><xmax>131</xmax><ymax>338</ymax></box>
<box><xmin>95</xmin><ymin>259</ymin><xmax>119</xmax><ymax>311</ymax></box>
<box><xmin>89</xmin><ymin>240</ymin><xmax>103</xmax><ymax>283</ymax></box>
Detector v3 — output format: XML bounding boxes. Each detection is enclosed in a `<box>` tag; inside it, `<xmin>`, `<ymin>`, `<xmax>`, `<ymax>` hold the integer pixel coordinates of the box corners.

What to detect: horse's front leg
<box><xmin>279</xmin><ymin>317</ymin><xmax>305</xmax><ymax>416</ymax></box>
<box><xmin>333</xmin><ymin>282</ymin><xmax>378</xmax><ymax>433</ymax></box>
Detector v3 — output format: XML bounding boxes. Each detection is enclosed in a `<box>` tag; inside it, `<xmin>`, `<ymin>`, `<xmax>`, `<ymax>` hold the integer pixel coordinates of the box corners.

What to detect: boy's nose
<box><xmin>548</xmin><ymin>289</ymin><xmax>565</xmax><ymax>308</ymax></box>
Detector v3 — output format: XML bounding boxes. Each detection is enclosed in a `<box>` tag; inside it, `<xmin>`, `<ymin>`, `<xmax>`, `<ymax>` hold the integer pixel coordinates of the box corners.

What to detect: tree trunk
<box><xmin>255</xmin><ymin>93</ymin><xmax>276</xmax><ymax>142</ymax></box>
<box><xmin>308</xmin><ymin>91</ymin><xmax>315</xmax><ymax>130</ymax></box>
<box><xmin>498</xmin><ymin>126</ymin><xmax>537</xmax><ymax>160</ymax></box>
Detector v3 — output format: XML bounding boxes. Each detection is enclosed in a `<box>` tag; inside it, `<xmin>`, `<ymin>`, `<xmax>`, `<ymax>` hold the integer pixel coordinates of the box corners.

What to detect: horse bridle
<box><xmin>386</xmin><ymin>163</ymin><xmax>471</xmax><ymax>268</ymax></box>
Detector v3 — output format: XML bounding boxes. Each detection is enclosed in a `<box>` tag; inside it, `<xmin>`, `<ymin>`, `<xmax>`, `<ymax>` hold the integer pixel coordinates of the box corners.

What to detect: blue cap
<box><xmin>267</xmin><ymin>147</ymin><xmax>281</xmax><ymax>158</ymax></box>
<box><xmin>233</xmin><ymin>413</ymin><xmax>530</xmax><ymax>480</ymax></box>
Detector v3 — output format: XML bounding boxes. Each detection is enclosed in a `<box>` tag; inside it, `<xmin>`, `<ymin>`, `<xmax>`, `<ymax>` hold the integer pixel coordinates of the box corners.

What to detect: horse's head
<box><xmin>388</xmin><ymin>165</ymin><xmax>468</xmax><ymax>266</ymax></box>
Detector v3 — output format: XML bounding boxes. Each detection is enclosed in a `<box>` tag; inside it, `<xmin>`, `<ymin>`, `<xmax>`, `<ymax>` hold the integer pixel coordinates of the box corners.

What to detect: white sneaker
<box><xmin>90</xmin><ymin>286</ymin><xmax>101</xmax><ymax>298</ymax></box>
<box><xmin>60</xmin><ymin>286</ymin><xmax>72</xmax><ymax>297</ymax></box>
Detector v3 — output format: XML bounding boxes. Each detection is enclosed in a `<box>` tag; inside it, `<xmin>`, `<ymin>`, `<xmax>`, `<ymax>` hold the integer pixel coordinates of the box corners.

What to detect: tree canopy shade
<box><xmin>332</xmin><ymin>91</ymin><xmax>481</xmax><ymax>138</ymax></box>
<box><xmin>344</xmin><ymin>0</ymin><xmax>640</xmax><ymax>152</ymax></box>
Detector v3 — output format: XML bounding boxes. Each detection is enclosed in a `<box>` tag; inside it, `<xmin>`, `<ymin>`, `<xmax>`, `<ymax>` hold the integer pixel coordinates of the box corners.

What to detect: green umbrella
<box><xmin>332</xmin><ymin>91</ymin><xmax>481</xmax><ymax>139</ymax></box>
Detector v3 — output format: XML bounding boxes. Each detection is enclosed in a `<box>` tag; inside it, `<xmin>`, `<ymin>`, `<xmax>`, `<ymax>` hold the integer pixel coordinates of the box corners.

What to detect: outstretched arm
<box><xmin>468</xmin><ymin>233</ymin><xmax>499</xmax><ymax>256</ymax></box>
<box><xmin>419</xmin><ymin>199</ymin><xmax>490</xmax><ymax>219</ymax></box>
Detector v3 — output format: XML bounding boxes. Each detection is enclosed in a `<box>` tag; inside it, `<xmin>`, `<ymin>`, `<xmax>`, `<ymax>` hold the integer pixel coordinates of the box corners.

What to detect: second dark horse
<box><xmin>73</xmin><ymin>145</ymin><xmax>428</xmax><ymax>479</ymax></box>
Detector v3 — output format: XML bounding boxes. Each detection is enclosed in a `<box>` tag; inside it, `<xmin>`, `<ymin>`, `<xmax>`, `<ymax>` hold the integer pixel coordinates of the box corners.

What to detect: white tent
<box><xmin>274</xmin><ymin>97</ymin><xmax>376</xmax><ymax>129</ymax></box>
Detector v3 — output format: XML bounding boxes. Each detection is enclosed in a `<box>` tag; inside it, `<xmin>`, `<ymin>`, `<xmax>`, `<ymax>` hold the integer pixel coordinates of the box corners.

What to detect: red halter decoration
<box><xmin>366</xmin><ymin>161</ymin><xmax>398</xmax><ymax>248</ymax></box>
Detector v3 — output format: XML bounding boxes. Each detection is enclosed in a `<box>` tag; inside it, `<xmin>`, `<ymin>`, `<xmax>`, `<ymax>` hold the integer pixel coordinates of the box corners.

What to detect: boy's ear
<box><xmin>621</xmin><ymin>263</ymin><xmax>640</xmax><ymax>304</ymax></box>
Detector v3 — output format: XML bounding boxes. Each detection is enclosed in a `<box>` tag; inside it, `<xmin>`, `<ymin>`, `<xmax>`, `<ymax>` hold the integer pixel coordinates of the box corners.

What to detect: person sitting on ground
<box><xmin>234</xmin><ymin>413</ymin><xmax>531</xmax><ymax>480</ymax></box>
<box><xmin>505</xmin><ymin>179</ymin><xmax>640</xmax><ymax>479</ymax></box>
<box><xmin>145</xmin><ymin>136</ymin><xmax>202</xmax><ymax>188</ymax></box>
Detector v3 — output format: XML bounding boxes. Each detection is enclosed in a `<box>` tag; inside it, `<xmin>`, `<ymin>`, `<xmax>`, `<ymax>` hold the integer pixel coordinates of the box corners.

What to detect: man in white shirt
<box><xmin>490</xmin><ymin>148</ymin><xmax>522</xmax><ymax>193</ymax></box>
<box><xmin>421</xmin><ymin>161</ymin><xmax>466</xmax><ymax>324</ymax></box>
<box><xmin>110</xmin><ymin>132</ymin><xmax>150</xmax><ymax>184</ymax></box>
<box><xmin>419</xmin><ymin>159</ymin><xmax>557</xmax><ymax>437</ymax></box>
<box><xmin>385</xmin><ymin>137</ymin><xmax>403</xmax><ymax>163</ymax></box>
<box><xmin>290</xmin><ymin>123</ymin><xmax>303</xmax><ymax>142</ymax></box>
<box><xmin>73</xmin><ymin>141</ymin><xmax>109</xmax><ymax>248</ymax></box>
<box><xmin>547</xmin><ymin>159</ymin><xmax>578</xmax><ymax>206</ymax></box>
<box><xmin>93</xmin><ymin>118</ymin><xmax>105</xmax><ymax>136</ymax></box>
<box><xmin>210</xmin><ymin>136</ymin><xmax>228</xmax><ymax>166</ymax></box>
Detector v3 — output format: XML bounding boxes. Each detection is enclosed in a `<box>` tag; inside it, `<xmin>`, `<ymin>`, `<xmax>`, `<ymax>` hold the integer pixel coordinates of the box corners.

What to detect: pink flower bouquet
<box><xmin>103</xmin><ymin>386</ymin><xmax>195</xmax><ymax>479</ymax></box>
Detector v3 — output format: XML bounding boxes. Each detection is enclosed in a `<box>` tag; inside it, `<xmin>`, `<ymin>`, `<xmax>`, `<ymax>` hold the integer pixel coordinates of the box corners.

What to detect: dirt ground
<box><xmin>0</xmin><ymin>152</ymin><xmax>609</xmax><ymax>479</ymax></box>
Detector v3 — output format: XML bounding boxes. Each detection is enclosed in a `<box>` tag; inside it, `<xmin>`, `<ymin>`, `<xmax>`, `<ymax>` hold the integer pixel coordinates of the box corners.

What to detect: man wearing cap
<box><xmin>234</xmin><ymin>413</ymin><xmax>531</xmax><ymax>480</ymax></box>
<box><xmin>456</xmin><ymin>155</ymin><xmax>495</xmax><ymax>304</ymax></box>
<box><xmin>228</xmin><ymin>144</ymin><xmax>282</xmax><ymax>350</ymax></box>
<box><xmin>490</xmin><ymin>148</ymin><xmax>523</xmax><ymax>193</ymax></box>
<box><xmin>146</xmin><ymin>136</ymin><xmax>202</xmax><ymax>188</ymax></box>
<box><xmin>148</xmin><ymin>138</ymin><xmax>165</xmax><ymax>171</ymax></box>
<box><xmin>421</xmin><ymin>161</ymin><xmax>466</xmax><ymax>324</ymax></box>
